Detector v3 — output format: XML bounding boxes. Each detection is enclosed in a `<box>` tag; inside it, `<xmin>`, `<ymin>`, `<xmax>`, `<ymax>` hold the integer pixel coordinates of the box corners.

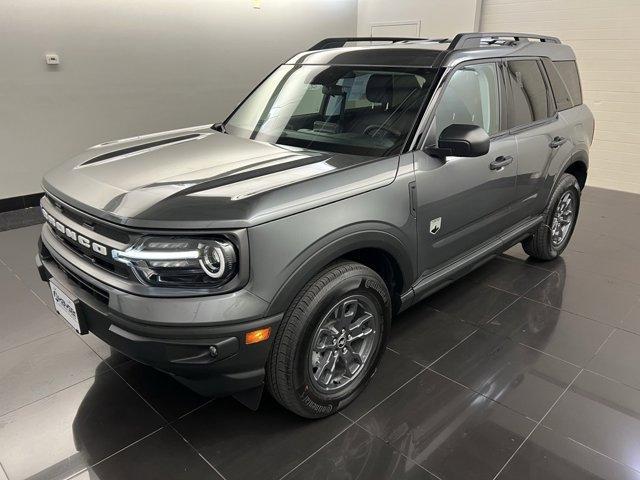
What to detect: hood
<box><xmin>43</xmin><ymin>125</ymin><xmax>400</xmax><ymax>229</ymax></box>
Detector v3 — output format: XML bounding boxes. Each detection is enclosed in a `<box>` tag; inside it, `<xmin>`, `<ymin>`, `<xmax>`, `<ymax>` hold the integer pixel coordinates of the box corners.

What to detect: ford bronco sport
<box><xmin>37</xmin><ymin>33</ymin><xmax>593</xmax><ymax>418</ymax></box>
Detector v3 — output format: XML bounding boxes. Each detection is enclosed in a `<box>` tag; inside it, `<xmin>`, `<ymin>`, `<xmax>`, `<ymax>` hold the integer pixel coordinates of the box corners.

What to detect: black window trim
<box><xmin>503</xmin><ymin>56</ymin><xmax>560</xmax><ymax>135</ymax></box>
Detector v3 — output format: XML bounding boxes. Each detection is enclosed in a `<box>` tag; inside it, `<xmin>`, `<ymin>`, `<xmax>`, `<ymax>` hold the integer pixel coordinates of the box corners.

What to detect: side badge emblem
<box><xmin>430</xmin><ymin>217</ymin><xmax>442</xmax><ymax>235</ymax></box>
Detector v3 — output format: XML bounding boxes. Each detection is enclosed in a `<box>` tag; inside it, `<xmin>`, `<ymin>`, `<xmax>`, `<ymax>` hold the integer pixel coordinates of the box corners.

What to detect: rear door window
<box><xmin>554</xmin><ymin>60</ymin><xmax>583</xmax><ymax>106</ymax></box>
<box><xmin>506</xmin><ymin>60</ymin><xmax>554</xmax><ymax>128</ymax></box>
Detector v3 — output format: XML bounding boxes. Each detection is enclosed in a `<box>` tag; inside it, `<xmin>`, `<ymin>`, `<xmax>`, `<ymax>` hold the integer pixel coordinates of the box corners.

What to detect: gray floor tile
<box><xmin>427</xmin><ymin>277</ymin><xmax>519</xmax><ymax>325</ymax></box>
<box><xmin>431</xmin><ymin>330</ymin><xmax>579</xmax><ymax>420</ymax></box>
<box><xmin>0</xmin><ymin>330</ymin><xmax>102</xmax><ymax>416</ymax></box>
<box><xmin>388</xmin><ymin>304</ymin><xmax>476</xmax><ymax>366</ymax></box>
<box><xmin>588</xmin><ymin>330</ymin><xmax>640</xmax><ymax>391</ymax></box>
<box><xmin>174</xmin><ymin>396</ymin><xmax>351</xmax><ymax>480</ymax></box>
<box><xmin>287</xmin><ymin>423</ymin><xmax>438</xmax><ymax>480</ymax></box>
<box><xmin>114</xmin><ymin>361</ymin><xmax>210</xmax><ymax>422</ymax></box>
<box><xmin>466</xmin><ymin>256</ymin><xmax>551</xmax><ymax>295</ymax></box>
<box><xmin>0</xmin><ymin>265</ymin><xmax>66</xmax><ymax>353</ymax></box>
<box><xmin>486</xmin><ymin>297</ymin><xmax>614</xmax><ymax>366</ymax></box>
<box><xmin>497</xmin><ymin>425</ymin><xmax>640</xmax><ymax>480</ymax></box>
<box><xmin>0</xmin><ymin>370</ymin><xmax>164</xmax><ymax>480</ymax></box>
<box><xmin>525</xmin><ymin>269</ymin><xmax>640</xmax><ymax>328</ymax></box>
<box><xmin>358</xmin><ymin>369</ymin><xmax>535</xmax><ymax>480</ymax></box>
<box><xmin>544</xmin><ymin>371</ymin><xmax>640</xmax><ymax>471</ymax></box>
<box><xmin>81</xmin><ymin>427</ymin><xmax>221</xmax><ymax>480</ymax></box>
<box><xmin>0</xmin><ymin>224</ymin><xmax>54</xmax><ymax>310</ymax></box>
<box><xmin>341</xmin><ymin>348</ymin><xmax>423</xmax><ymax>420</ymax></box>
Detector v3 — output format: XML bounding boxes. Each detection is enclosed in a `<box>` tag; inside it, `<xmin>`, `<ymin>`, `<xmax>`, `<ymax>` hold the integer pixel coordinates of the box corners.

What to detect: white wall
<box><xmin>481</xmin><ymin>0</ymin><xmax>640</xmax><ymax>194</ymax></box>
<box><xmin>357</xmin><ymin>0</ymin><xmax>482</xmax><ymax>38</ymax></box>
<box><xmin>0</xmin><ymin>0</ymin><xmax>357</xmax><ymax>199</ymax></box>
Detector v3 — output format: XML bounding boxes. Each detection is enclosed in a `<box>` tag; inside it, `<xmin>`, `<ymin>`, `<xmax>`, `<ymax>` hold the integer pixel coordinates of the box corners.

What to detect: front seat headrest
<box><xmin>392</xmin><ymin>75</ymin><xmax>421</xmax><ymax>106</ymax></box>
<box><xmin>366</xmin><ymin>74</ymin><xmax>394</xmax><ymax>105</ymax></box>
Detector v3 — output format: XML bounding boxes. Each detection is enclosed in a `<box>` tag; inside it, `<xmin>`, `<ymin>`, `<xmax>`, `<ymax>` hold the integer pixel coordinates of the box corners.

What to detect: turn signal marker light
<box><xmin>245</xmin><ymin>327</ymin><xmax>271</xmax><ymax>345</ymax></box>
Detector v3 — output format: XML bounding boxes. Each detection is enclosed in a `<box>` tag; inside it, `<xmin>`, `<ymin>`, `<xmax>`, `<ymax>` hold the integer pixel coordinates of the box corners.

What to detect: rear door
<box><xmin>505</xmin><ymin>59</ymin><xmax>573</xmax><ymax>218</ymax></box>
<box><xmin>414</xmin><ymin>61</ymin><xmax>518</xmax><ymax>273</ymax></box>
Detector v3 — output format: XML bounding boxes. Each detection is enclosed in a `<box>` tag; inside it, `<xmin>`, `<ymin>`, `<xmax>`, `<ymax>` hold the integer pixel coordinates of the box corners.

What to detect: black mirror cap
<box><xmin>430</xmin><ymin>124</ymin><xmax>490</xmax><ymax>158</ymax></box>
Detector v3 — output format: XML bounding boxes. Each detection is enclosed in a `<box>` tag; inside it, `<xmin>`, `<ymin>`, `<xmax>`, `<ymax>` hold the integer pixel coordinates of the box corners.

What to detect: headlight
<box><xmin>112</xmin><ymin>237</ymin><xmax>237</xmax><ymax>288</ymax></box>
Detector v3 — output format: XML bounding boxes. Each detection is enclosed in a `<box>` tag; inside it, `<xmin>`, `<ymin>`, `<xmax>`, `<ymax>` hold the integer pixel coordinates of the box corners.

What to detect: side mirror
<box><xmin>426</xmin><ymin>124</ymin><xmax>490</xmax><ymax>158</ymax></box>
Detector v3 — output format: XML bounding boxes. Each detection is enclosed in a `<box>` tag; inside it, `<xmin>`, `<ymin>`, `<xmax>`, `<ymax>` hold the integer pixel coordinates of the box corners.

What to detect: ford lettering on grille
<box><xmin>42</xmin><ymin>208</ymin><xmax>108</xmax><ymax>256</ymax></box>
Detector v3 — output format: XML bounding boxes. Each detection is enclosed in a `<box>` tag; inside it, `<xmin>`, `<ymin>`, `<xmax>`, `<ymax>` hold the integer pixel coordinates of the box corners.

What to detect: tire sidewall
<box><xmin>291</xmin><ymin>269</ymin><xmax>390</xmax><ymax>417</ymax></box>
<box><xmin>547</xmin><ymin>176</ymin><xmax>581</xmax><ymax>257</ymax></box>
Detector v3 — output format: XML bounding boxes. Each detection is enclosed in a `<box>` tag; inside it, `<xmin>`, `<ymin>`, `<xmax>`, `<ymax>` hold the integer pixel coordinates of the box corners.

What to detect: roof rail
<box><xmin>448</xmin><ymin>32</ymin><xmax>561</xmax><ymax>50</ymax></box>
<box><xmin>309</xmin><ymin>37</ymin><xmax>428</xmax><ymax>51</ymax></box>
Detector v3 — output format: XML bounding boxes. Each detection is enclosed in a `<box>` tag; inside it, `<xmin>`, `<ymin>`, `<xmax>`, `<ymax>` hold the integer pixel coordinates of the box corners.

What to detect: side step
<box><xmin>404</xmin><ymin>215</ymin><xmax>543</xmax><ymax>309</ymax></box>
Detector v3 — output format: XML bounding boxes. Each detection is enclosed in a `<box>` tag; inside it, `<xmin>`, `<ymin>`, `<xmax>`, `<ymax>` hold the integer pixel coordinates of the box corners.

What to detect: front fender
<box><xmin>264</xmin><ymin>225</ymin><xmax>415</xmax><ymax>316</ymax></box>
<box><xmin>245</xmin><ymin>173</ymin><xmax>417</xmax><ymax>317</ymax></box>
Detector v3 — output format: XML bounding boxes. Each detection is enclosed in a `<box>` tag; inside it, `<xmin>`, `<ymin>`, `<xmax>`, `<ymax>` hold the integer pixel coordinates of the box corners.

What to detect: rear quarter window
<box><xmin>542</xmin><ymin>58</ymin><xmax>573</xmax><ymax>111</ymax></box>
<box><xmin>554</xmin><ymin>60</ymin><xmax>583</xmax><ymax>106</ymax></box>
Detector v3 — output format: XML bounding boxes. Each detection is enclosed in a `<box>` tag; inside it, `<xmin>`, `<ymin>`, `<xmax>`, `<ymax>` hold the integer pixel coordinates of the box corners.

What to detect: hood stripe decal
<box><xmin>81</xmin><ymin>133</ymin><xmax>201</xmax><ymax>166</ymax></box>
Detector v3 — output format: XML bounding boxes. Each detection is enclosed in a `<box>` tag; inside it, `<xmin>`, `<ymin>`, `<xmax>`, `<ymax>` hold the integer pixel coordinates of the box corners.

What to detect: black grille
<box><xmin>46</xmin><ymin>195</ymin><xmax>130</xmax><ymax>243</ymax></box>
<box><xmin>42</xmin><ymin>245</ymin><xmax>110</xmax><ymax>305</ymax></box>
<box><xmin>49</xmin><ymin>224</ymin><xmax>130</xmax><ymax>278</ymax></box>
<box><xmin>44</xmin><ymin>198</ymin><xmax>134</xmax><ymax>279</ymax></box>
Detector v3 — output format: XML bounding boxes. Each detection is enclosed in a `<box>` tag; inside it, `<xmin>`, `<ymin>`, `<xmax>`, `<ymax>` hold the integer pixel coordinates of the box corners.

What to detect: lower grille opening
<box><xmin>43</xmin><ymin>245</ymin><xmax>110</xmax><ymax>305</ymax></box>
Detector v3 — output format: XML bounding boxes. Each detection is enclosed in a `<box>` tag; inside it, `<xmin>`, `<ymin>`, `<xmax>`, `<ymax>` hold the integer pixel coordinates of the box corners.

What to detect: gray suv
<box><xmin>37</xmin><ymin>33</ymin><xmax>594</xmax><ymax>418</ymax></box>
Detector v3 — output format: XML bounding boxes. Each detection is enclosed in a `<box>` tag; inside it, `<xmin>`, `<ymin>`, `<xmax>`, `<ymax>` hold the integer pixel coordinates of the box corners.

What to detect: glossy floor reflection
<box><xmin>1</xmin><ymin>186</ymin><xmax>639</xmax><ymax>480</ymax></box>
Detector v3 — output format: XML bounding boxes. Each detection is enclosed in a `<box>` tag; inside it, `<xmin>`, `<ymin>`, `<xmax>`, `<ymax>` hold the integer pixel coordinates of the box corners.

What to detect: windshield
<box><xmin>224</xmin><ymin>64</ymin><xmax>436</xmax><ymax>156</ymax></box>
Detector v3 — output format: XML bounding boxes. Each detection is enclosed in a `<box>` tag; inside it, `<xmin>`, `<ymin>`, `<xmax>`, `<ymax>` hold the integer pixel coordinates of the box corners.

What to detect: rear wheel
<box><xmin>267</xmin><ymin>261</ymin><xmax>390</xmax><ymax>418</ymax></box>
<box><xmin>523</xmin><ymin>173</ymin><xmax>581</xmax><ymax>260</ymax></box>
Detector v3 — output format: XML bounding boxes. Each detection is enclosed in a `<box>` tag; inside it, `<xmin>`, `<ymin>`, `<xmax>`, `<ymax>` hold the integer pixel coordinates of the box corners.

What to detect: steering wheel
<box><xmin>363</xmin><ymin>124</ymin><xmax>401</xmax><ymax>138</ymax></box>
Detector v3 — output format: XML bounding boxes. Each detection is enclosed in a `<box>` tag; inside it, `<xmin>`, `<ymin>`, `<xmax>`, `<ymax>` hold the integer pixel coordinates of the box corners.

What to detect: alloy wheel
<box><xmin>308</xmin><ymin>295</ymin><xmax>379</xmax><ymax>393</ymax></box>
<box><xmin>551</xmin><ymin>190</ymin><xmax>575</xmax><ymax>247</ymax></box>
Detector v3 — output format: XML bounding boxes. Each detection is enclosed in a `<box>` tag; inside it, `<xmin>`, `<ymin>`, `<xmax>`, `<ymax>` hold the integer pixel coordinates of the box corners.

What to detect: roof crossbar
<box><xmin>448</xmin><ymin>32</ymin><xmax>561</xmax><ymax>50</ymax></box>
<box><xmin>309</xmin><ymin>37</ymin><xmax>428</xmax><ymax>51</ymax></box>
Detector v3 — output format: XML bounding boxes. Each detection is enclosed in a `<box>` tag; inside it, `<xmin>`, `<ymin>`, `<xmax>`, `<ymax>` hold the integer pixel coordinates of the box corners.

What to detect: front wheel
<box><xmin>523</xmin><ymin>173</ymin><xmax>581</xmax><ymax>260</ymax></box>
<box><xmin>266</xmin><ymin>261</ymin><xmax>390</xmax><ymax>418</ymax></box>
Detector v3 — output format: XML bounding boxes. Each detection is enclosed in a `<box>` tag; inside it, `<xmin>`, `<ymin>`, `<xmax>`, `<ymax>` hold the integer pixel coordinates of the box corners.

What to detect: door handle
<box><xmin>489</xmin><ymin>155</ymin><xmax>513</xmax><ymax>171</ymax></box>
<box><xmin>549</xmin><ymin>136</ymin><xmax>567</xmax><ymax>148</ymax></box>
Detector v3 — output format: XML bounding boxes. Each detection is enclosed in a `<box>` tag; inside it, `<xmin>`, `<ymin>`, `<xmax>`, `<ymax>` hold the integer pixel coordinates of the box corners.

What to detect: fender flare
<box><xmin>265</xmin><ymin>225</ymin><xmax>415</xmax><ymax>316</ymax></box>
<box><xmin>546</xmin><ymin>149</ymin><xmax>588</xmax><ymax>204</ymax></box>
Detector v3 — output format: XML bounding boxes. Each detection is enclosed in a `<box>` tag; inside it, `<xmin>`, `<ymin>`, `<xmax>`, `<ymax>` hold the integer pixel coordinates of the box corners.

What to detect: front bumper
<box><xmin>37</xmin><ymin>229</ymin><xmax>283</xmax><ymax>396</ymax></box>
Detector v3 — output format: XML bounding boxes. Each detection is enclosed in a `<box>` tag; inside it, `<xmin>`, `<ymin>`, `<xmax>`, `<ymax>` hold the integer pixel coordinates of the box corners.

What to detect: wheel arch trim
<box><xmin>546</xmin><ymin>149</ymin><xmax>588</xmax><ymax>205</ymax></box>
<box><xmin>264</xmin><ymin>227</ymin><xmax>415</xmax><ymax>316</ymax></box>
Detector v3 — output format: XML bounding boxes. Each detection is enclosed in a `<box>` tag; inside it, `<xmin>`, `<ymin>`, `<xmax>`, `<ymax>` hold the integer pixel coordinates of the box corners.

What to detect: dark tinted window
<box><xmin>506</xmin><ymin>60</ymin><xmax>553</xmax><ymax>127</ymax></box>
<box><xmin>554</xmin><ymin>60</ymin><xmax>582</xmax><ymax>106</ymax></box>
<box><xmin>542</xmin><ymin>58</ymin><xmax>573</xmax><ymax>111</ymax></box>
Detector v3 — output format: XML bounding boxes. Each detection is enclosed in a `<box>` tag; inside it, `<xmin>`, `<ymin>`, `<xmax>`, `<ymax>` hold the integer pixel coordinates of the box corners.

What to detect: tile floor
<box><xmin>1</xmin><ymin>186</ymin><xmax>639</xmax><ymax>480</ymax></box>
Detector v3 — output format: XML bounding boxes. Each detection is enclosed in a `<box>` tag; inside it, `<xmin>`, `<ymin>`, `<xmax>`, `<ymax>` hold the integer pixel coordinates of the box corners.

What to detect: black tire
<box><xmin>523</xmin><ymin>173</ymin><xmax>581</xmax><ymax>260</ymax></box>
<box><xmin>266</xmin><ymin>261</ymin><xmax>391</xmax><ymax>418</ymax></box>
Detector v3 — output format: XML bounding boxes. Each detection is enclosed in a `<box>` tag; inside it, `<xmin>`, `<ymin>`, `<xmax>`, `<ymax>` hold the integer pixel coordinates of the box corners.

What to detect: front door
<box><xmin>414</xmin><ymin>61</ymin><xmax>518</xmax><ymax>274</ymax></box>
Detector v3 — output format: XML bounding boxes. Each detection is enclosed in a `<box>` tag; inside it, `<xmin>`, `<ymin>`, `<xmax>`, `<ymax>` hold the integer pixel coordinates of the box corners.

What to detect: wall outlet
<box><xmin>45</xmin><ymin>53</ymin><xmax>60</xmax><ymax>65</ymax></box>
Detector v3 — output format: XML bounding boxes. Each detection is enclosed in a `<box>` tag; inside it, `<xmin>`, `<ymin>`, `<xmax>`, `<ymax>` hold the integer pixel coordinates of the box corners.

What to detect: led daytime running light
<box><xmin>112</xmin><ymin>249</ymin><xmax>200</xmax><ymax>261</ymax></box>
